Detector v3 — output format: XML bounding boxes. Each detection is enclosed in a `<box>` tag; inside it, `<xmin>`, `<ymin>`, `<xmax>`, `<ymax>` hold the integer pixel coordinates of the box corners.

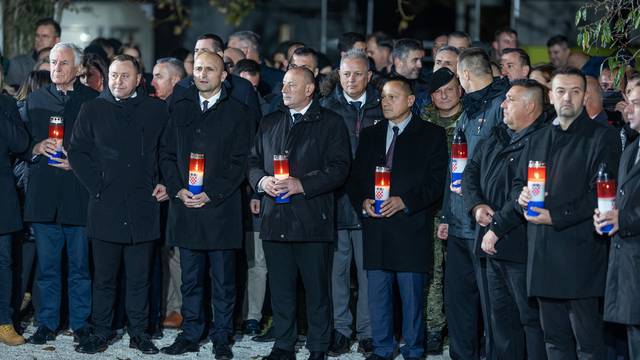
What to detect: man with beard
<box><xmin>160</xmin><ymin>51</ymin><xmax>252</xmax><ymax>359</ymax></box>
<box><xmin>70</xmin><ymin>54</ymin><xmax>169</xmax><ymax>354</ymax></box>
<box><xmin>515</xmin><ymin>67</ymin><xmax>620</xmax><ymax>359</ymax></box>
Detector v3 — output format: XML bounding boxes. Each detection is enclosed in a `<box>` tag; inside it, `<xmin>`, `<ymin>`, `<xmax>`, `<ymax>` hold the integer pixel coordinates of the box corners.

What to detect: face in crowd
<box><xmin>282</xmin><ymin>67</ymin><xmax>315</xmax><ymax>111</ymax></box>
<box><xmin>381</xmin><ymin>80</ymin><xmax>415</xmax><ymax>122</ymax></box>
<box><xmin>108</xmin><ymin>59</ymin><xmax>141</xmax><ymax>99</ymax></box>
<box><xmin>339</xmin><ymin>57</ymin><xmax>372</xmax><ymax>99</ymax></box>
<box><xmin>193</xmin><ymin>52</ymin><xmax>227</xmax><ymax>97</ymax></box>
<box><xmin>550</xmin><ymin>74</ymin><xmax>586</xmax><ymax>120</ymax></box>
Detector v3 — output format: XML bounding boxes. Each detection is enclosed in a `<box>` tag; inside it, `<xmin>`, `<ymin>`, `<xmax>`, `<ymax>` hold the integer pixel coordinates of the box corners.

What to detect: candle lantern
<box><xmin>188</xmin><ymin>153</ymin><xmax>205</xmax><ymax>195</ymax></box>
<box><xmin>596</xmin><ymin>163</ymin><xmax>616</xmax><ymax>235</ymax></box>
<box><xmin>451</xmin><ymin>128</ymin><xmax>467</xmax><ymax>188</ymax></box>
<box><xmin>374</xmin><ymin>166</ymin><xmax>391</xmax><ymax>215</ymax></box>
<box><xmin>48</xmin><ymin>116</ymin><xmax>64</xmax><ymax>165</ymax></box>
<box><xmin>273</xmin><ymin>154</ymin><xmax>290</xmax><ymax>204</ymax></box>
<box><xmin>527</xmin><ymin>161</ymin><xmax>546</xmax><ymax>217</ymax></box>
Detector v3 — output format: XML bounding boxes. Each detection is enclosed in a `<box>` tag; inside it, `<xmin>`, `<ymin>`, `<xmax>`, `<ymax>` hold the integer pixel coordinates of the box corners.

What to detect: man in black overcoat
<box><xmin>247</xmin><ymin>67</ymin><xmax>351</xmax><ymax>360</ymax></box>
<box><xmin>348</xmin><ymin>77</ymin><xmax>448</xmax><ymax>360</ymax></box>
<box><xmin>23</xmin><ymin>42</ymin><xmax>98</xmax><ymax>344</ymax></box>
<box><xmin>69</xmin><ymin>54</ymin><xmax>169</xmax><ymax>354</ymax></box>
<box><xmin>514</xmin><ymin>67</ymin><xmax>621</xmax><ymax>359</ymax></box>
<box><xmin>159</xmin><ymin>52</ymin><xmax>253</xmax><ymax>359</ymax></box>
<box><xmin>595</xmin><ymin>84</ymin><xmax>640</xmax><ymax>359</ymax></box>
<box><xmin>0</xmin><ymin>95</ymin><xmax>29</xmax><ymax>346</ymax></box>
<box><xmin>463</xmin><ymin>79</ymin><xmax>548</xmax><ymax>360</ymax></box>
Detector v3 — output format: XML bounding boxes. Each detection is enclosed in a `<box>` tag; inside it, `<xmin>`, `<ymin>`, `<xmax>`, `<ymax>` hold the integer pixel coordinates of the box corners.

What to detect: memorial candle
<box><xmin>273</xmin><ymin>154</ymin><xmax>290</xmax><ymax>204</ymax></box>
<box><xmin>188</xmin><ymin>153</ymin><xmax>205</xmax><ymax>195</ymax></box>
<box><xmin>374</xmin><ymin>166</ymin><xmax>391</xmax><ymax>215</ymax></box>
<box><xmin>48</xmin><ymin>116</ymin><xmax>64</xmax><ymax>165</ymax></box>
<box><xmin>451</xmin><ymin>128</ymin><xmax>467</xmax><ymax>189</ymax></box>
<box><xmin>596</xmin><ymin>164</ymin><xmax>616</xmax><ymax>235</ymax></box>
<box><xmin>527</xmin><ymin>161</ymin><xmax>546</xmax><ymax>217</ymax></box>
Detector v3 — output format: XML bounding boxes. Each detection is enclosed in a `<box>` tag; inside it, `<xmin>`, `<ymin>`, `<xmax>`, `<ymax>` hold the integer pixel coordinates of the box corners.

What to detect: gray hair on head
<box><xmin>340</xmin><ymin>48</ymin><xmax>369</xmax><ymax>68</ymax></box>
<box><xmin>156</xmin><ymin>57</ymin><xmax>187</xmax><ymax>79</ymax></box>
<box><xmin>50</xmin><ymin>42</ymin><xmax>83</xmax><ymax>66</ymax></box>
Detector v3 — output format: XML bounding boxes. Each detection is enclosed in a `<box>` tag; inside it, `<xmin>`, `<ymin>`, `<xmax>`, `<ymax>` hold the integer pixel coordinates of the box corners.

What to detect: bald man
<box><xmin>248</xmin><ymin>67</ymin><xmax>351</xmax><ymax>360</ymax></box>
<box><xmin>160</xmin><ymin>51</ymin><xmax>253</xmax><ymax>358</ymax></box>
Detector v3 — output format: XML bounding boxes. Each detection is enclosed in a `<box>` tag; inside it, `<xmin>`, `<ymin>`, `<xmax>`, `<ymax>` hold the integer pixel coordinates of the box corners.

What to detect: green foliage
<box><xmin>576</xmin><ymin>0</ymin><xmax>640</xmax><ymax>86</ymax></box>
<box><xmin>2</xmin><ymin>0</ymin><xmax>56</xmax><ymax>56</ymax></box>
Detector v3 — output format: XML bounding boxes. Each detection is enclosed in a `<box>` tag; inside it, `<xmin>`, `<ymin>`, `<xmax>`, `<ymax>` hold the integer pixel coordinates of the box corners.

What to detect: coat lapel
<box><xmin>620</xmin><ymin>139</ymin><xmax>640</xmax><ymax>187</ymax></box>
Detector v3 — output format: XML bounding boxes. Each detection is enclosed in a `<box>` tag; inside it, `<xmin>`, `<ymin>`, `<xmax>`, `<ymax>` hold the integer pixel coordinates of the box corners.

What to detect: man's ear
<box><xmin>135</xmin><ymin>73</ymin><xmax>142</xmax><ymax>87</ymax></box>
<box><xmin>221</xmin><ymin>70</ymin><xmax>228</xmax><ymax>83</ymax></box>
<box><xmin>407</xmin><ymin>94</ymin><xmax>416</xmax><ymax>108</ymax></box>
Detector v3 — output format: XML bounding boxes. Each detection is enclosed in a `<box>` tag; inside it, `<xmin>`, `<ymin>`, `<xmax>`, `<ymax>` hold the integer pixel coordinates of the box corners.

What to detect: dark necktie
<box><xmin>286</xmin><ymin>113</ymin><xmax>302</xmax><ymax>139</ymax></box>
<box><xmin>350</xmin><ymin>101</ymin><xmax>362</xmax><ymax>137</ymax></box>
<box><xmin>386</xmin><ymin>126</ymin><xmax>399</xmax><ymax>168</ymax></box>
<box><xmin>202</xmin><ymin>100</ymin><xmax>209</xmax><ymax>113</ymax></box>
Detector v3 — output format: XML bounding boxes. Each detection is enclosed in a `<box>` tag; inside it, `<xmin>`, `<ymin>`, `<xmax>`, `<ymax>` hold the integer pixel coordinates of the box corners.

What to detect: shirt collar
<box><xmin>199</xmin><ymin>89</ymin><xmax>222</xmax><ymax>108</ymax></box>
<box><xmin>343</xmin><ymin>91</ymin><xmax>366</xmax><ymax>106</ymax></box>
<box><xmin>115</xmin><ymin>91</ymin><xmax>137</xmax><ymax>102</ymax></box>
<box><xmin>388</xmin><ymin>113</ymin><xmax>412</xmax><ymax>134</ymax></box>
<box><xmin>289</xmin><ymin>100</ymin><xmax>313</xmax><ymax>118</ymax></box>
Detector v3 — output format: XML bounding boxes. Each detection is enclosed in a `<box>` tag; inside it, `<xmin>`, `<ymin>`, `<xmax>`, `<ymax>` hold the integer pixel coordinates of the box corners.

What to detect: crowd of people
<box><xmin>0</xmin><ymin>16</ymin><xmax>640</xmax><ymax>360</ymax></box>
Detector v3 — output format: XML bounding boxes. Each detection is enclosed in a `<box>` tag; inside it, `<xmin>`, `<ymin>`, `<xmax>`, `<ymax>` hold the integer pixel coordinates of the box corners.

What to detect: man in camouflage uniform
<box><xmin>420</xmin><ymin>68</ymin><xmax>463</xmax><ymax>354</ymax></box>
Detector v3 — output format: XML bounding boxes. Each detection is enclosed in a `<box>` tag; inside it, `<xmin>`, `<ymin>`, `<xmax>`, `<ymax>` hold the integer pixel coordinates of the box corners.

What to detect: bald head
<box><xmin>287</xmin><ymin>66</ymin><xmax>315</xmax><ymax>86</ymax></box>
<box><xmin>282</xmin><ymin>67</ymin><xmax>315</xmax><ymax>111</ymax></box>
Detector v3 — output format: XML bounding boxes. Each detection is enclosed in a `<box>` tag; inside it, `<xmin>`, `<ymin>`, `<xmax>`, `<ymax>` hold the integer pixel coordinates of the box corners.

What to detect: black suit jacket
<box><xmin>348</xmin><ymin>115</ymin><xmax>448</xmax><ymax>273</ymax></box>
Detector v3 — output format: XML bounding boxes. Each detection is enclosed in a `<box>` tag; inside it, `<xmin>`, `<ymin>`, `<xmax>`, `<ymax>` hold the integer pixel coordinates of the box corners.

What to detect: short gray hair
<box><xmin>339</xmin><ymin>49</ymin><xmax>369</xmax><ymax>69</ymax></box>
<box><xmin>229</xmin><ymin>30</ymin><xmax>260</xmax><ymax>51</ymax></box>
<box><xmin>437</xmin><ymin>45</ymin><xmax>460</xmax><ymax>56</ymax></box>
<box><xmin>156</xmin><ymin>57</ymin><xmax>187</xmax><ymax>79</ymax></box>
<box><xmin>50</xmin><ymin>42</ymin><xmax>83</xmax><ymax>66</ymax></box>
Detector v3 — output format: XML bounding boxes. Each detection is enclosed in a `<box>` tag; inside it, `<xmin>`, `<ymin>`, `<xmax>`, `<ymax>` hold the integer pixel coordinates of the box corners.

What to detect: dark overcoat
<box><xmin>247</xmin><ymin>101</ymin><xmax>351</xmax><ymax>242</ymax></box>
<box><xmin>604</xmin><ymin>138</ymin><xmax>640</xmax><ymax>325</ymax></box>
<box><xmin>510</xmin><ymin>111</ymin><xmax>621</xmax><ymax>298</ymax></box>
<box><xmin>23</xmin><ymin>81</ymin><xmax>99</xmax><ymax>225</ymax></box>
<box><xmin>68</xmin><ymin>91</ymin><xmax>168</xmax><ymax>244</ymax></box>
<box><xmin>348</xmin><ymin>116</ymin><xmax>448</xmax><ymax>273</ymax></box>
<box><xmin>161</xmin><ymin>86</ymin><xmax>252</xmax><ymax>250</ymax></box>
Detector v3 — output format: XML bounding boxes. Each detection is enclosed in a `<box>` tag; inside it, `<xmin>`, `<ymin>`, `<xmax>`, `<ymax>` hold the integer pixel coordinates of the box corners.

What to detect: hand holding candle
<box><xmin>596</xmin><ymin>163</ymin><xmax>616</xmax><ymax>235</ymax></box>
<box><xmin>450</xmin><ymin>128</ymin><xmax>467</xmax><ymax>190</ymax></box>
<box><xmin>273</xmin><ymin>154</ymin><xmax>291</xmax><ymax>203</ymax></box>
<box><xmin>526</xmin><ymin>161</ymin><xmax>546</xmax><ymax>217</ymax></box>
<box><xmin>47</xmin><ymin>116</ymin><xmax>65</xmax><ymax>165</ymax></box>
<box><xmin>374</xmin><ymin>166</ymin><xmax>391</xmax><ymax>215</ymax></box>
<box><xmin>188</xmin><ymin>153</ymin><xmax>205</xmax><ymax>195</ymax></box>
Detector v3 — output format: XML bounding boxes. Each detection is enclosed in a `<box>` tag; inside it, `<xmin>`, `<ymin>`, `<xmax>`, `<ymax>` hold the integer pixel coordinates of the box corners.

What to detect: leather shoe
<box><xmin>252</xmin><ymin>326</ymin><xmax>276</xmax><ymax>342</ymax></box>
<box><xmin>308</xmin><ymin>351</ymin><xmax>327</xmax><ymax>360</ymax></box>
<box><xmin>161</xmin><ymin>334</ymin><xmax>199</xmax><ymax>355</ymax></box>
<box><xmin>27</xmin><ymin>326</ymin><xmax>56</xmax><ymax>345</ymax></box>
<box><xmin>162</xmin><ymin>311</ymin><xmax>183</xmax><ymax>329</ymax></box>
<box><xmin>129</xmin><ymin>334</ymin><xmax>159</xmax><ymax>354</ymax></box>
<box><xmin>357</xmin><ymin>338</ymin><xmax>373</xmax><ymax>357</ymax></box>
<box><xmin>75</xmin><ymin>334</ymin><xmax>108</xmax><ymax>354</ymax></box>
<box><xmin>73</xmin><ymin>326</ymin><xmax>92</xmax><ymax>344</ymax></box>
<box><xmin>243</xmin><ymin>319</ymin><xmax>261</xmax><ymax>335</ymax></box>
<box><xmin>327</xmin><ymin>331</ymin><xmax>351</xmax><ymax>356</ymax></box>
<box><xmin>214</xmin><ymin>341</ymin><xmax>234</xmax><ymax>359</ymax></box>
<box><xmin>425</xmin><ymin>330</ymin><xmax>443</xmax><ymax>355</ymax></box>
<box><xmin>365</xmin><ymin>354</ymin><xmax>391</xmax><ymax>360</ymax></box>
<box><xmin>0</xmin><ymin>324</ymin><xmax>25</xmax><ymax>346</ymax></box>
<box><xmin>263</xmin><ymin>347</ymin><xmax>296</xmax><ymax>360</ymax></box>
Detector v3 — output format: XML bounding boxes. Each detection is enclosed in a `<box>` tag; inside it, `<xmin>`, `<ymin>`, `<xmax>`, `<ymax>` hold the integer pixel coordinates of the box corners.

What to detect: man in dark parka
<box><xmin>247</xmin><ymin>67</ymin><xmax>351</xmax><ymax>360</ymax></box>
<box><xmin>596</xmin><ymin>84</ymin><xmax>640</xmax><ymax>359</ymax></box>
<box><xmin>514</xmin><ymin>67</ymin><xmax>621</xmax><ymax>359</ymax></box>
<box><xmin>23</xmin><ymin>42</ymin><xmax>98</xmax><ymax>345</ymax></box>
<box><xmin>348</xmin><ymin>77</ymin><xmax>448</xmax><ymax>360</ymax></box>
<box><xmin>159</xmin><ymin>52</ymin><xmax>252</xmax><ymax>359</ymax></box>
<box><xmin>69</xmin><ymin>54</ymin><xmax>168</xmax><ymax>354</ymax></box>
<box><xmin>0</xmin><ymin>95</ymin><xmax>29</xmax><ymax>346</ymax></box>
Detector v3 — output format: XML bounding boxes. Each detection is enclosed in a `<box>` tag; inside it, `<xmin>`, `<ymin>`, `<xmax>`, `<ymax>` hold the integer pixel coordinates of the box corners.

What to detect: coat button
<box><xmin>616</xmin><ymin>243</ymin><xmax>621</xmax><ymax>249</ymax></box>
<box><xmin>124</xmin><ymin>222</ymin><xmax>128</xmax><ymax>226</ymax></box>
<box><xmin>127</xmin><ymin>164</ymin><xmax>131</xmax><ymax>168</ymax></box>
<box><xmin>196</xmin><ymin>129</ymin><xmax>202</xmax><ymax>134</ymax></box>
<box><xmin>280</xmin><ymin>234</ymin><xmax>285</xmax><ymax>238</ymax></box>
<box><xmin>619</xmin><ymin>189</ymin><xmax>625</xmax><ymax>196</ymax></box>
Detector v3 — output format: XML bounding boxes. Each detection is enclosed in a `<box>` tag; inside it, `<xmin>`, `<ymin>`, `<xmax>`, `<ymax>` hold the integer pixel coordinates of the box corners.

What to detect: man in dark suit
<box><xmin>348</xmin><ymin>77</ymin><xmax>448</xmax><ymax>360</ymax></box>
<box><xmin>69</xmin><ymin>54</ymin><xmax>169</xmax><ymax>354</ymax></box>
<box><xmin>23</xmin><ymin>42</ymin><xmax>98</xmax><ymax>344</ymax></box>
<box><xmin>514</xmin><ymin>67</ymin><xmax>621</xmax><ymax>359</ymax></box>
<box><xmin>596</xmin><ymin>83</ymin><xmax>640</xmax><ymax>359</ymax></box>
<box><xmin>0</xmin><ymin>95</ymin><xmax>29</xmax><ymax>346</ymax></box>
<box><xmin>463</xmin><ymin>79</ymin><xmax>548</xmax><ymax>360</ymax></box>
<box><xmin>247</xmin><ymin>67</ymin><xmax>351</xmax><ymax>360</ymax></box>
<box><xmin>159</xmin><ymin>51</ymin><xmax>253</xmax><ymax>359</ymax></box>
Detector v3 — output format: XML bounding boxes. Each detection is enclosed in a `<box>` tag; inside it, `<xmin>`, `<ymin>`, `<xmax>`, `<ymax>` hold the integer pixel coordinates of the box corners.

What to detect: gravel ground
<box><xmin>0</xmin><ymin>326</ymin><xmax>452</xmax><ymax>360</ymax></box>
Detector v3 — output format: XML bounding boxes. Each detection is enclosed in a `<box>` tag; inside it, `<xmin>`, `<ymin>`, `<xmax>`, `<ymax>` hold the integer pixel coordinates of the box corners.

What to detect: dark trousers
<box><xmin>538</xmin><ymin>297</ymin><xmax>606</xmax><ymax>360</ymax></box>
<box><xmin>368</xmin><ymin>270</ymin><xmax>426</xmax><ymax>359</ymax></box>
<box><xmin>628</xmin><ymin>326</ymin><xmax>640</xmax><ymax>360</ymax></box>
<box><xmin>445</xmin><ymin>235</ymin><xmax>487</xmax><ymax>359</ymax></box>
<box><xmin>262</xmin><ymin>241</ymin><xmax>332</xmax><ymax>352</ymax></box>
<box><xmin>179</xmin><ymin>248</ymin><xmax>235</xmax><ymax>344</ymax></box>
<box><xmin>92</xmin><ymin>239</ymin><xmax>154</xmax><ymax>338</ymax></box>
<box><xmin>487</xmin><ymin>259</ymin><xmax>546</xmax><ymax>360</ymax></box>
<box><xmin>0</xmin><ymin>233</ymin><xmax>13</xmax><ymax>325</ymax></box>
<box><xmin>148</xmin><ymin>242</ymin><xmax>163</xmax><ymax>330</ymax></box>
<box><xmin>32</xmin><ymin>223</ymin><xmax>91</xmax><ymax>331</ymax></box>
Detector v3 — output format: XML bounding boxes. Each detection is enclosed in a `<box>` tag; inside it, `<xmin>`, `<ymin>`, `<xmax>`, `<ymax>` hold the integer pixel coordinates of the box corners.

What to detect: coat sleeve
<box><xmin>619</xmin><ymin>198</ymin><xmax>640</xmax><ymax>237</ymax></box>
<box><xmin>203</xmin><ymin>107</ymin><xmax>253</xmax><ymax>207</ymax></box>
<box><xmin>0</xmin><ymin>98</ymin><xmax>29</xmax><ymax>155</ymax></box>
<box><xmin>68</xmin><ymin>103</ymin><xmax>102</xmax><ymax>195</ymax></box>
<box><xmin>511</xmin><ymin>141</ymin><xmax>529</xmax><ymax>214</ymax></box>
<box><xmin>347</xmin><ymin>130</ymin><xmax>370</xmax><ymax>213</ymax></box>
<box><xmin>247</xmin><ymin>120</ymin><xmax>268</xmax><ymax>192</ymax></box>
<box><xmin>300</xmin><ymin>115</ymin><xmax>351</xmax><ymax>198</ymax></box>
<box><xmin>548</xmin><ymin>127</ymin><xmax>621</xmax><ymax>231</ymax></box>
<box><xmin>159</xmin><ymin>108</ymin><xmax>184</xmax><ymax>198</ymax></box>
<box><xmin>463</xmin><ymin>140</ymin><xmax>489</xmax><ymax>217</ymax></box>
<box><xmin>400</xmin><ymin>126</ymin><xmax>448</xmax><ymax>214</ymax></box>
